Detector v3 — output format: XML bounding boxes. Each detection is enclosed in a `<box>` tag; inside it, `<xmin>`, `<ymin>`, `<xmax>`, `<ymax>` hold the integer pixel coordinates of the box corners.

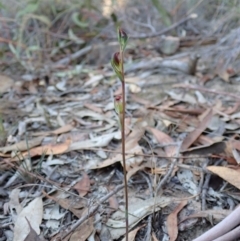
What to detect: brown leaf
<box><xmin>207</xmin><ymin>166</ymin><xmax>240</xmax><ymax>190</ymax></box>
<box><xmin>122</xmin><ymin>225</ymin><xmax>144</xmax><ymax>241</ymax></box>
<box><xmin>127</xmin><ymin>163</ymin><xmax>146</xmax><ymax>181</ymax></box>
<box><xmin>84</xmin><ymin>103</ymin><xmax>103</xmax><ymax>113</ymax></box>
<box><xmin>32</xmin><ymin>123</ymin><xmax>75</xmax><ymax>136</ymax></box>
<box><xmin>20</xmin><ymin>139</ymin><xmax>71</xmax><ymax>159</ymax></box>
<box><xmin>108</xmin><ymin>195</ymin><xmax>119</xmax><ymax>216</ymax></box>
<box><xmin>69</xmin><ymin>217</ymin><xmax>94</xmax><ymax>241</ymax></box>
<box><xmin>182</xmin><ymin>140</ymin><xmax>239</xmax><ymax>165</ymax></box>
<box><xmin>73</xmin><ymin>172</ymin><xmax>91</xmax><ymax>197</ymax></box>
<box><xmin>167</xmin><ymin>200</ymin><xmax>188</xmax><ymax>241</ymax></box>
<box><xmin>42</xmin><ymin>190</ymin><xmax>85</xmax><ymax>218</ymax></box>
<box><xmin>24</xmin><ymin>218</ymin><xmax>45</xmax><ymax>241</ymax></box>
<box><xmin>196</xmin><ymin>135</ymin><xmax>215</xmax><ymax>146</ymax></box>
<box><xmin>181</xmin><ymin>109</ymin><xmax>213</xmax><ymax>152</ymax></box>
<box><xmin>147</xmin><ymin>127</ymin><xmax>176</xmax><ymax>157</ymax></box>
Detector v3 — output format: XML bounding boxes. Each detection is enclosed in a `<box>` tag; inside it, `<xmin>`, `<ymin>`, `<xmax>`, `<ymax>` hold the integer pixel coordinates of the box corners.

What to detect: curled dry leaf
<box><xmin>167</xmin><ymin>200</ymin><xmax>188</xmax><ymax>241</ymax></box>
<box><xmin>73</xmin><ymin>172</ymin><xmax>91</xmax><ymax>197</ymax></box>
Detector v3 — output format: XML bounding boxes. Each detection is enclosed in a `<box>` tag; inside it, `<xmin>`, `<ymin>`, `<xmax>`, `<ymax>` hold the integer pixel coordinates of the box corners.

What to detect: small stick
<box><xmin>125</xmin><ymin>14</ymin><xmax>197</xmax><ymax>39</ymax></box>
<box><xmin>174</xmin><ymin>83</ymin><xmax>240</xmax><ymax>101</ymax></box>
<box><xmin>156</xmin><ymin>141</ymin><xmax>182</xmax><ymax>194</ymax></box>
<box><xmin>140</xmin><ymin>172</ymin><xmax>153</xmax><ymax>240</ymax></box>
<box><xmin>59</xmin><ymin>184</ymin><xmax>124</xmax><ymax>240</ymax></box>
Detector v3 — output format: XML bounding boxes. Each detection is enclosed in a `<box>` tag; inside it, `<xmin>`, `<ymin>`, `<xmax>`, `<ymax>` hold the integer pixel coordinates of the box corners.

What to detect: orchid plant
<box><xmin>111</xmin><ymin>28</ymin><xmax>129</xmax><ymax>240</ymax></box>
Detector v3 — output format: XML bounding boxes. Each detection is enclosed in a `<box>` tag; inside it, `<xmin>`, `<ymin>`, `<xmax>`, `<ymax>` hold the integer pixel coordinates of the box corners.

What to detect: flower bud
<box><xmin>113</xmin><ymin>52</ymin><xmax>121</xmax><ymax>66</ymax></box>
<box><xmin>111</xmin><ymin>52</ymin><xmax>123</xmax><ymax>81</ymax></box>
<box><xmin>118</xmin><ymin>28</ymin><xmax>128</xmax><ymax>51</ymax></box>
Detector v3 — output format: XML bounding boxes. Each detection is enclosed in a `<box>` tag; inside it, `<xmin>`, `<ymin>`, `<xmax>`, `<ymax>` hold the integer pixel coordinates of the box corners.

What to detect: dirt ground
<box><xmin>1</xmin><ymin>1</ymin><xmax>240</xmax><ymax>241</ymax></box>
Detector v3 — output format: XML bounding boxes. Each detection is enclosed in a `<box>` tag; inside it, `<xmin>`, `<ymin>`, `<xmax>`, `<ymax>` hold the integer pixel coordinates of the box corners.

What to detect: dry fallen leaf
<box><xmin>69</xmin><ymin>217</ymin><xmax>94</xmax><ymax>241</ymax></box>
<box><xmin>167</xmin><ymin>200</ymin><xmax>188</xmax><ymax>241</ymax></box>
<box><xmin>7</xmin><ymin>188</ymin><xmax>22</xmax><ymax>216</ymax></box>
<box><xmin>88</xmin><ymin>127</ymin><xmax>144</xmax><ymax>170</ymax></box>
<box><xmin>42</xmin><ymin>190</ymin><xmax>85</xmax><ymax>218</ymax></box>
<box><xmin>106</xmin><ymin>196</ymin><xmax>174</xmax><ymax>239</ymax></box>
<box><xmin>73</xmin><ymin>172</ymin><xmax>91</xmax><ymax>197</ymax></box>
<box><xmin>122</xmin><ymin>225</ymin><xmax>144</xmax><ymax>241</ymax></box>
<box><xmin>24</xmin><ymin>218</ymin><xmax>45</xmax><ymax>241</ymax></box>
<box><xmin>0</xmin><ymin>136</ymin><xmax>44</xmax><ymax>153</ymax></box>
<box><xmin>13</xmin><ymin>197</ymin><xmax>43</xmax><ymax>241</ymax></box>
<box><xmin>181</xmin><ymin>108</ymin><xmax>213</xmax><ymax>152</ymax></box>
<box><xmin>147</xmin><ymin>127</ymin><xmax>177</xmax><ymax>157</ymax></box>
<box><xmin>20</xmin><ymin>139</ymin><xmax>71</xmax><ymax>159</ymax></box>
<box><xmin>32</xmin><ymin>123</ymin><xmax>75</xmax><ymax>136</ymax></box>
<box><xmin>207</xmin><ymin>166</ymin><xmax>240</xmax><ymax>190</ymax></box>
<box><xmin>108</xmin><ymin>193</ymin><xmax>119</xmax><ymax>215</ymax></box>
<box><xmin>0</xmin><ymin>75</ymin><xmax>14</xmax><ymax>93</ymax></box>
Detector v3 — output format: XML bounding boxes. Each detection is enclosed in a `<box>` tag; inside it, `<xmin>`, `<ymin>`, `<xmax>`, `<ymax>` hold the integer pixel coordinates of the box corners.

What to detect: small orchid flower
<box><xmin>111</xmin><ymin>52</ymin><xmax>123</xmax><ymax>81</ymax></box>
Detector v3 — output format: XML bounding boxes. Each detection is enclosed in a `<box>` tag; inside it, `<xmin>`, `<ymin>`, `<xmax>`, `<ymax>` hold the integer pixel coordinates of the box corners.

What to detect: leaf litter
<box><xmin>2</xmin><ymin>4</ymin><xmax>240</xmax><ymax>241</ymax></box>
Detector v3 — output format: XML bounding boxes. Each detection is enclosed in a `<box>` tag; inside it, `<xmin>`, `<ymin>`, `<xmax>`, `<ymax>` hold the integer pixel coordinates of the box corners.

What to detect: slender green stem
<box><xmin>120</xmin><ymin>50</ymin><xmax>129</xmax><ymax>240</ymax></box>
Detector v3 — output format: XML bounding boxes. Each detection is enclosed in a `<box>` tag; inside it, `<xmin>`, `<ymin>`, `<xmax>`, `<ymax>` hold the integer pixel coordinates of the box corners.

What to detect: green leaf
<box><xmin>151</xmin><ymin>0</ymin><xmax>171</xmax><ymax>26</ymax></box>
<box><xmin>17</xmin><ymin>2</ymin><xmax>39</xmax><ymax>17</ymax></box>
<box><xmin>9</xmin><ymin>43</ymin><xmax>20</xmax><ymax>58</ymax></box>
<box><xmin>0</xmin><ymin>2</ymin><xmax>6</xmax><ymax>9</ymax></box>
<box><xmin>30</xmin><ymin>14</ymin><xmax>51</xmax><ymax>26</ymax></box>
<box><xmin>68</xmin><ymin>29</ymin><xmax>85</xmax><ymax>44</ymax></box>
<box><xmin>71</xmin><ymin>12</ymin><xmax>89</xmax><ymax>28</ymax></box>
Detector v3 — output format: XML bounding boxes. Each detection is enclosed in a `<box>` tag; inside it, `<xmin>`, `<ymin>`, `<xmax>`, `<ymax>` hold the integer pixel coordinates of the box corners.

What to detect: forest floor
<box><xmin>1</xmin><ymin>1</ymin><xmax>240</xmax><ymax>241</ymax></box>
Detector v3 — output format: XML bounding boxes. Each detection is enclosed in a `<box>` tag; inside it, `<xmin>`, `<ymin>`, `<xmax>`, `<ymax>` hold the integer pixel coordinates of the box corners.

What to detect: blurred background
<box><xmin>1</xmin><ymin>0</ymin><xmax>240</xmax><ymax>73</ymax></box>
